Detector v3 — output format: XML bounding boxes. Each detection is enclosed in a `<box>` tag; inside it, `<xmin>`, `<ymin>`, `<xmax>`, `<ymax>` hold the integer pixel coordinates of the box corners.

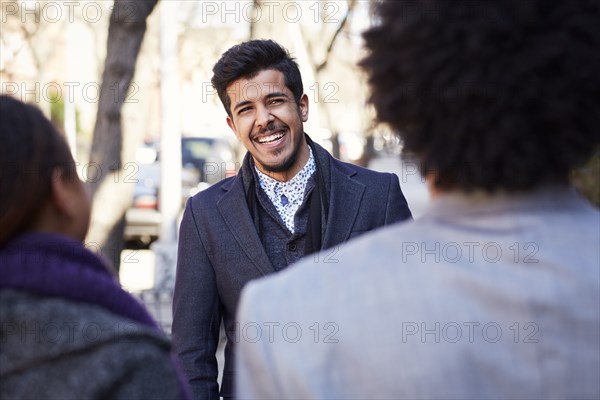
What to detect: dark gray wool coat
<box><xmin>0</xmin><ymin>290</ymin><xmax>182</xmax><ymax>400</ymax></box>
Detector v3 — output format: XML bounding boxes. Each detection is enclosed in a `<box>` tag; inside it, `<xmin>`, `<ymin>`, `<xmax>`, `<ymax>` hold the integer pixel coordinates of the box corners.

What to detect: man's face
<box><xmin>226</xmin><ymin>69</ymin><xmax>309</xmax><ymax>181</ymax></box>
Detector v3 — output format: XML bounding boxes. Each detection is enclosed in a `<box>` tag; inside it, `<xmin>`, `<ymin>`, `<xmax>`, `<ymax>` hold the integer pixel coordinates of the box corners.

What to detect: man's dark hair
<box><xmin>360</xmin><ymin>0</ymin><xmax>600</xmax><ymax>192</ymax></box>
<box><xmin>0</xmin><ymin>95</ymin><xmax>77</xmax><ymax>244</ymax></box>
<box><xmin>211</xmin><ymin>39</ymin><xmax>304</xmax><ymax>118</ymax></box>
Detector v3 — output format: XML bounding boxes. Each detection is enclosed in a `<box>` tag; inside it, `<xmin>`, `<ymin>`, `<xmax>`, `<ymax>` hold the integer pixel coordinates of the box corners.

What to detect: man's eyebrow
<box><xmin>265</xmin><ymin>91</ymin><xmax>288</xmax><ymax>99</ymax></box>
<box><xmin>233</xmin><ymin>100</ymin><xmax>252</xmax><ymax>112</ymax></box>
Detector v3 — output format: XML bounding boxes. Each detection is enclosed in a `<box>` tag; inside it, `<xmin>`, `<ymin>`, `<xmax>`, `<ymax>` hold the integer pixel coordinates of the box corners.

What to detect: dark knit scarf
<box><xmin>243</xmin><ymin>134</ymin><xmax>329</xmax><ymax>256</ymax></box>
<box><xmin>0</xmin><ymin>232</ymin><xmax>190</xmax><ymax>399</ymax></box>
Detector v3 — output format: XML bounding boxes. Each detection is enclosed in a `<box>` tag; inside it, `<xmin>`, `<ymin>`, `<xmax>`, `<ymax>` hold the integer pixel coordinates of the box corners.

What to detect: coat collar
<box><xmin>217</xmin><ymin>159</ymin><xmax>275</xmax><ymax>276</ymax></box>
<box><xmin>316</xmin><ymin>143</ymin><xmax>366</xmax><ymax>249</ymax></box>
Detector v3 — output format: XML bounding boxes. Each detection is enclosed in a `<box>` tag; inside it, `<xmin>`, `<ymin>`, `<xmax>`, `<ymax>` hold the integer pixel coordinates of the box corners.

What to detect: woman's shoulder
<box><xmin>1</xmin><ymin>289</ymin><xmax>183</xmax><ymax>399</ymax></box>
<box><xmin>1</xmin><ymin>289</ymin><xmax>169</xmax><ymax>352</ymax></box>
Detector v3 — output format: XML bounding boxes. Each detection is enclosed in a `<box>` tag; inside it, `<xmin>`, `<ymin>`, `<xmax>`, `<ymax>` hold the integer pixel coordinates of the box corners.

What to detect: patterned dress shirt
<box><xmin>255</xmin><ymin>146</ymin><xmax>316</xmax><ymax>233</ymax></box>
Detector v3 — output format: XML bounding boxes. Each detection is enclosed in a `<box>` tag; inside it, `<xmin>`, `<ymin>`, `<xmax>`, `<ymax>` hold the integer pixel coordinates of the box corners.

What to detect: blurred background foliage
<box><xmin>47</xmin><ymin>85</ymin><xmax>81</xmax><ymax>134</ymax></box>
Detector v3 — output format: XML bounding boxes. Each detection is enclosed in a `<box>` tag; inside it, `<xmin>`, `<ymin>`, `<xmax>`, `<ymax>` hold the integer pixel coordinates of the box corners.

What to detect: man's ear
<box><xmin>227</xmin><ymin>116</ymin><xmax>240</xmax><ymax>139</ymax></box>
<box><xmin>299</xmin><ymin>94</ymin><xmax>309</xmax><ymax>122</ymax></box>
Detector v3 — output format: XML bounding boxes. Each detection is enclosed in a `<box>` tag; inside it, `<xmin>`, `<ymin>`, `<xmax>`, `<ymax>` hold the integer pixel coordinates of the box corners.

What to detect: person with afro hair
<box><xmin>235</xmin><ymin>1</ymin><xmax>600</xmax><ymax>398</ymax></box>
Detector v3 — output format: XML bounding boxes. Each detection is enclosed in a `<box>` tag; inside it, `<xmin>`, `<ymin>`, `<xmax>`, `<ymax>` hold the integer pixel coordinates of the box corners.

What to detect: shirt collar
<box><xmin>255</xmin><ymin>145</ymin><xmax>316</xmax><ymax>204</ymax></box>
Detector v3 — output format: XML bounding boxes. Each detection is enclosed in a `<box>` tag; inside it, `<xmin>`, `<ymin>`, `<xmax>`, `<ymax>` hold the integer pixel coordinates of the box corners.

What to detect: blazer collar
<box><xmin>311</xmin><ymin>141</ymin><xmax>366</xmax><ymax>249</ymax></box>
<box><xmin>217</xmin><ymin>156</ymin><xmax>275</xmax><ymax>277</ymax></box>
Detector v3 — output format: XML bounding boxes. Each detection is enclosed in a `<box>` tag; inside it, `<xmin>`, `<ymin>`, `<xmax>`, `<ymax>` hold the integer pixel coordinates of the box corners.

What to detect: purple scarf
<box><xmin>0</xmin><ymin>232</ymin><xmax>190</xmax><ymax>399</ymax></box>
<box><xmin>0</xmin><ymin>232</ymin><xmax>157</xmax><ymax>327</ymax></box>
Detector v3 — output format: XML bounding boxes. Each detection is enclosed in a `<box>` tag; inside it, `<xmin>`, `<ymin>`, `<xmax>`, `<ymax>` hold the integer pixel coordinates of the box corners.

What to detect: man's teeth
<box><xmin>257</xmin><ymin>132</ymin><xmax>284</xmax><ymax>144</ymax></box>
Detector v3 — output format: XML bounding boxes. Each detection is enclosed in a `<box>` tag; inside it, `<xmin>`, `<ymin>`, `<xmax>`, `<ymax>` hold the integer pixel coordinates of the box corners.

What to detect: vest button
<box><xmin>287</xmin><ymin>242</ymin><xmax>297</xmax><ymax>251</ymax></box>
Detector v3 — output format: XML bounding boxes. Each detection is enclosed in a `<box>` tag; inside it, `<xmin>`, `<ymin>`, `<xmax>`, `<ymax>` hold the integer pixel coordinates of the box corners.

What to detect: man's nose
<box><xmin>255</xmin><ymin>104</ymin><xmax>274</xmax><ymax>130</ymax></box>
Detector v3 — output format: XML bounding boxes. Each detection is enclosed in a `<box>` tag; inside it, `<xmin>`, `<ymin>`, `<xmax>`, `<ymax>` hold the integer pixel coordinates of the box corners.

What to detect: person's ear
<box><xmin>299</xmin><ymin>94</ymin><xmax>309</xmax><ymax>122</ymax></box>
<box><xmin>227</xmin><ymin>116</ymin><xmax>240</xmax><ymax>139</ymax></box>
<box><xmin>50</xmin><ymin>168</ymin><xmax>76</xmax><ymax>219</ymax></box>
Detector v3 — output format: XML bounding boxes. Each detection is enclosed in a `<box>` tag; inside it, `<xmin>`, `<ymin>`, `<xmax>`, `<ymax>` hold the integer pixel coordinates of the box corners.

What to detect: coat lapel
<box><xmin>217</xmin><ymin>178</ymin><xmax>275</xmax><ymax>277</ymax></box>
<box><xmin>321</xmin><ymin>155</ymin><xmax>366</xmax><ymax>249</ymax></box>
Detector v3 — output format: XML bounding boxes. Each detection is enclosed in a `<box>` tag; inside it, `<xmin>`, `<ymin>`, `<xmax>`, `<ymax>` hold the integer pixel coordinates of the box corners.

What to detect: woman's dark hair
<box><xmin>360</xmin><ymin>0</ymin><xmax>600</xmax><ymax>192</ymax></box>
<box><xmin>0</xmin><ymin>95</ymin><xmax>77</xmax><ymax>244</ymax></box>
<box><xmin>211</xmin><ymin>39</ymin><xmax>304</xmax><ymax>118</ymax></box>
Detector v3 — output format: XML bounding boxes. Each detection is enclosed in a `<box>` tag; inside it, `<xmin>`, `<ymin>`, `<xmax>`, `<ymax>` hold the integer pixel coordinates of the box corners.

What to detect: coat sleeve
<box><xmin>172</xmin><ymin>198</ymin><xmax>221</xmax><ymax>400</ymax></box>
<box><xmin>385</xmin><ymin>173</ymin><xmax>413</xmax><ymax>224</ymax></box>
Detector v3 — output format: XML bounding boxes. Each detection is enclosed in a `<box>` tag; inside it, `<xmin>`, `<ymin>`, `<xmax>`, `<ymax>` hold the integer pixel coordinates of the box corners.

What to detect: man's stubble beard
<box><xmin>253</xmin><ymin>108</ymin><xmax>305</xmax><ymax>174</ymax></box>
<box><xmin>260</xmin><ymin>138</ymin><xmax>301</xmax><ymax>173</ymax></box>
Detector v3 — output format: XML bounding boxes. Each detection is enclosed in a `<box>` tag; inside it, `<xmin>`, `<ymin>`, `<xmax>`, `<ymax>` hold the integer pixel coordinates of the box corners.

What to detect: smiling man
<box><xmin>172</xmin><ymin>39</ymin><xmax>412</xmax><ymax>399</ymax></box>
<box><xmin>226</xmin><ymin>68</ymin><xmax>309</xmax><ymax>181</ymax></box>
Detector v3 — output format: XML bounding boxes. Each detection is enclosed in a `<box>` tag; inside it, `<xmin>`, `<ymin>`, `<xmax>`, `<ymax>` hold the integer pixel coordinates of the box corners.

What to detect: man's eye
<box><xmin>269</xmin><ymin>99</ymin><xmax>283</xmax><ymax>105</ymax></box>
<box><xmin>238</xmin><ymin>106</ymin><xmax>251</xmax><ymax>114</ymax></box>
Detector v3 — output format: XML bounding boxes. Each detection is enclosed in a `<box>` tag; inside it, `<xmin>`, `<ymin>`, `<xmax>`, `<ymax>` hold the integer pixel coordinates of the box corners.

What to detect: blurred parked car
<box><xmin>124</xmin><ymin>162</ymin><xmax>162</xmax><ymax>245</ymax></box>
<box><xmin>124</xmin><ymin>135</ymin><xmax>239</xmax><ymax>246</ymax></box>
<box><xmin>181</xmin><ymin>136</ymin><xmax>238</xmax><ymax>185</ymax></box>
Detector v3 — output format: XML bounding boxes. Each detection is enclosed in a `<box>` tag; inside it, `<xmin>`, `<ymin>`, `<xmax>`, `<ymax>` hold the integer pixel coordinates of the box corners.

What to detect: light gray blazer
<box><xmin>237</xmin><ymin>187</ymin><xmax>600</xmax><ymax>399</ymax></box>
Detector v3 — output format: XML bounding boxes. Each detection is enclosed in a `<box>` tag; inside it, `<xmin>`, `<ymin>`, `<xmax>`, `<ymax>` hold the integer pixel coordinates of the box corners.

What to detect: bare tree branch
<box><xmin>316</xmin><ymin>0</ymin><xmax>357</xmax><ymax>73</ymax></box>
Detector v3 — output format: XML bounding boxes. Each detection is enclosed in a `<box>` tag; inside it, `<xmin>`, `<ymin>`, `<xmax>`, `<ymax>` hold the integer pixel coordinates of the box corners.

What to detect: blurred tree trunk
<box><xmin>87</xmin><ymin>0</ymin><xmax>158</xmax><ymax>272</ymax></box>
<box><xmin>355</xmin><ymin>133</ymin><xmax>376</xmax><ymax>168</ymax></box>
<box><xmin>249</xmin><ymin>0</ymin><xmax>260</xmax><ymax>39</ymax></box>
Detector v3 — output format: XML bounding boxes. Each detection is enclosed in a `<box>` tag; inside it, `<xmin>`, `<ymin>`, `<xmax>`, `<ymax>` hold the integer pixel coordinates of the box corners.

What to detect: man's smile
<box><xmin>256</xmin><ymin>131</ymin><xmax>285</xmax><ymax>144</ymax></box>
<box><xmin>253</xmin><ymin>125</ymin><xmax>288</xmax><ymax>146</ymax></box>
